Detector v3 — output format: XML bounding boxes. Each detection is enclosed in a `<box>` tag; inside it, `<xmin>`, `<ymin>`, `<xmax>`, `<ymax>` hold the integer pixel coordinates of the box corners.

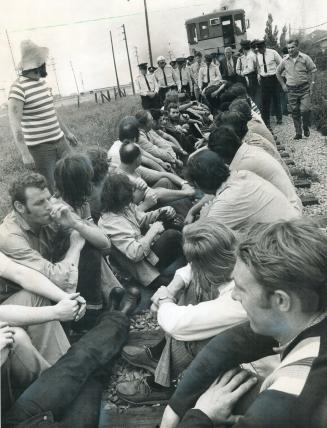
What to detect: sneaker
<box><xmin>304</xmin><ymin>128</ymin><xmax>310</xmax><ymax>137</ymax></box>
<box><xmin>116</xmin><ymin>377</ymin><xmax>174</xmax><ymax>405</ymax></box>
<box><xmin>122</xmin><ymin>345</ymin><xmax>158</xmax><ymax>374</ymax></box>
<box><xmin>293</xmin><ymin>134</ymin><xmax>302</xmax><ymax>140</ymax></box>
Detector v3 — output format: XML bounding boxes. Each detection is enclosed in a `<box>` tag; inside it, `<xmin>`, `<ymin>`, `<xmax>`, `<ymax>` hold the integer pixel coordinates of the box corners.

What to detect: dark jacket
<box><xmin>219</xmin><ymin>56</ymin><xmax>237</xmax><ymax>80</ymax></box>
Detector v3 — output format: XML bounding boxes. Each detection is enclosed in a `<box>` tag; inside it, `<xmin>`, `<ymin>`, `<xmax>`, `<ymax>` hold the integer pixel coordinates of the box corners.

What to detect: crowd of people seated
<box><xmin>2</xmin><ymin>38</ymin><xmax>325</xmax><ymax>428</ymax></box>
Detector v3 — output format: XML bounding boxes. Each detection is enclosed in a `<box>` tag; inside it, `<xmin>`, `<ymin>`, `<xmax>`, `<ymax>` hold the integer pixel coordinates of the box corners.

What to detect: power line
<box><xmin>293</xmin><ymin>20</ymin><xmax>327</xmax><ymax>32</ymax></box>
<box><xmin>9</xmin><ymin>2</ymin><xmax>212</xmax><ymax>33</ymax></box>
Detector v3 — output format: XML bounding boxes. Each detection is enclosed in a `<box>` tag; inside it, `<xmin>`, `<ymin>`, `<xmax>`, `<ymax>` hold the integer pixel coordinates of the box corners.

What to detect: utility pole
<box><xmin>126</xmin><ymin>0</ymin><xmax>153</xmax><ymax>66</ymax></box>
<box><xmin>121</xmin><ymin>24</ymin><xmax>135</xmax><ymax>94</ymax></box>
<box><xmin>70</xmin><ymin>60</ymin><xmax>80</xmax><ymax>107</ymax></box>
<box><xmin>134</xmin><ymin>46</ymin><xmax>139</xmax><ymax>65</ymax></box>
<box><xmin>143</xmin><ymin>0</ymin><xmax>153</xmax><ymax>67</ymax></box>
<box><xmin>5</xmin><ymin>29</ymin><xmax>18</xmax><ymax>75</ymax></box>
<box><xmin>109</xmin><ymin>30</ymin><xmax>122</xmax><ymax>97</ymax></box>
<box><xmin>50</xmin><ymin>57</ymin><xmax>61</xmax><ymax>98</ymax></box>
<box><xmin>168</xmin><ymin>42</ymin><xmax>173</xmax><ymax>61</ymax></box>
<box><xmin>80</xmin><ymin>72</ymin><xmax>86</xmax><ymax>92</ymax></box>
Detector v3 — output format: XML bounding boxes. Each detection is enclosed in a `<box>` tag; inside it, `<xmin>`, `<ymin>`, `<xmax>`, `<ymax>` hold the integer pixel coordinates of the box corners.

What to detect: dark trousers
<box><xmin>243</xmin><ymin>71</ymin><xmax>258</xmax><ymax>100</ymax></box>
<box><xmin>260</xmin><ymin>75</ymin><xmax>282</xmax><ymax>127</ymax></box>
<box><xmin>28</xmin><ymin>137</ymin><xmax>72</xmax><ymax>193</ymax></box>
<box><xmin>168</xmin><ymin>322</ymin><xmax>277</xmax><ymax>419</ymax></box>
<box><xmin>158</xmin><ymin>86</ymin><xmax>178</xmax><ymax>105</ymax></box>
<box><xmin>3</xmin><ymin>310</ymin><xmax>129</xmax><ymax>428</ymax></box>
<box><xmin>150</xmin><ymin>229</ymin><xmax>185</xmax><ymax>288</ymax></box>
<box><xmin>141</xmin><ymin>94</ymin><xmax>161</xmax><ymax>111</ymax></box>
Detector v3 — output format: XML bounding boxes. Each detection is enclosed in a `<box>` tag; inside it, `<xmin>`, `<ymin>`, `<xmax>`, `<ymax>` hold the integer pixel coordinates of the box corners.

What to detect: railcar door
<box><xmin>221</xmin><ymin>15</ymin><xmax>235</xmax><ymax>47</ymax></box>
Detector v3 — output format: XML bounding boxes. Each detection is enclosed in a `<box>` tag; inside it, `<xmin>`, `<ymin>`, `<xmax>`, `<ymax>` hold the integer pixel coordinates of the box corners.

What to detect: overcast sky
<box><xmin>1</xmin><ymin>0</ymin><xmax>326</xmax><ymax>100</ymax></box>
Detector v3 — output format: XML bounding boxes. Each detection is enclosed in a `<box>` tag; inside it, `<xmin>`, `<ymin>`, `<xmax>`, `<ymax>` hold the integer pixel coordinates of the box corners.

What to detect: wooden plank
<box><xmin>294</xmin><ymin>178</ymin><xmax>311</xmax><ymax>188</ymax></box>
<box><xmin>280</xmin><ymin>152</ymin><xmax>290</xmax><ymax>158</ymax></box>
<box><xmin>99</xmin><ymin>404</ymin><xmax>164</xmax><ymax>428</ymax></box>
<box><xmin>300</xmin><ymin>193</ymin><xmax>319</xmax><ymax>206</ymax></box>
<box><xmin>285</xmin><ymin>158</ymin><xmax>295</xmax><ymax>165</ymax></box>
<box><xmin>276</xmin><ymin>145</ymin><xmax>286</xmax><ymax>151</ymax></box>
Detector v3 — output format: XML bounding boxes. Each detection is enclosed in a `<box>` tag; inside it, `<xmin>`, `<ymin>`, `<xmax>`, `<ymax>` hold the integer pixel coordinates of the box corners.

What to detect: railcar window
<box><xmin>234</xmin><ymin>14</ymin><xmax>245</xmax><ymax>35</ymax></box>
<box><xmin>199</xmin><ymin>21</ymin><xmax>209</xmax><ymax>39</ymax></box>
<box><xmin>187</xmin><ymin>23</ymin><xmax>197</xmax><ymax>44</ymax></box>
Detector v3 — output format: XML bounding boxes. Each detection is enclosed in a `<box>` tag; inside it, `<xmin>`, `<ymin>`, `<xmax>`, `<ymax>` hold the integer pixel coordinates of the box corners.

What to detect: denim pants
<box><xmin>28</xmin><ymin>137</ymin><xmax>72</xmax><ymax>193</ymax></box>
<box><xmin>168</xmin><ymin>322</ymin><xmax>277</xmax><ymax>419</ymax></box>
<box><xmin>3</xmin><ymin>310</ymin><xmax>129</xmax><ymax>428</ymax></box>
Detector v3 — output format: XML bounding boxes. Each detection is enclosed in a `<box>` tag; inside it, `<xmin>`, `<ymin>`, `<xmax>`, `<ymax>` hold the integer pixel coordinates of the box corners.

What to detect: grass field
<box><xmin>0</xmin><ymin>95</ymin><xmax>141</xmax><ymax>220</ymax></box>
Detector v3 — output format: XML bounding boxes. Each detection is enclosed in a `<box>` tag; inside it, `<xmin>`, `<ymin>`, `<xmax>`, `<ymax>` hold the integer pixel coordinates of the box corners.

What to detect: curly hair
<box><xmin>208</xmin><ymin>126</ymin><xmax>242</xmax><ymax>164</ymax></box>
<box><xmin>87</xmin><ymin>147</ymin><xmax>109</xmax><ymax>184</ymax></box>
<box><xmin>187</xmin><ymin>150</ymin><xmax>230</xmax><ymax>193</ymax></box>
<box><xmin>101</xmin><ymin>174</ymin><xmax>134</xmax><ymax>213</ymax></box>
<box><xmin>183</xmin><ymin>219</ymin><xmax>237</xmax><ymax>298</ymax></box>
<box><xmin>54</xmin><ymin>153</ymin><xmax>93</xmax><ymax>210</ymax></box>
<box><xmin>9</xmin><ymin>172</ymin><xmax>48</xmax><ymax>207</ymax></box>
<box><xmin>237</xmin><ymin>218</ymin><xmax>327</xmax><ymax>312</ymax></box>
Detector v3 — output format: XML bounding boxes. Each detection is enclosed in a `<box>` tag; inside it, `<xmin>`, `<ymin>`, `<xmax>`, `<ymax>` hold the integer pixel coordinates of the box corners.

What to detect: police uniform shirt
<box><xmin>257</xmin><ymin>48</ymin><xmax>282</xmax><ymax>77</ymax></box>
<box><xmin>176</xmin><ymin>66</ymin><xmax>192</xmax><ymax>90</ymax></box>
<box><xmin>198</xmin><ymin>63</ymin><xmax>222</xmax><ymax>88</ymax></box>
<box><xmin>236</xmin><ymin>50</ymin><xmax>257</xmax><ymax>76</ymax></box>
<box><xmin>190</xmin><ymin>62</ymin><xmax>202</xmax><ymax>85</ymax></box>
<box><xmin>154</xmin><ymin>65</ymin><xmax>178</xmax><ymax>88</ymax></box>
<box><xmin>135</xmin><ymin>73</ymin><xmax>158</xmax><ymax>96</ymax></box>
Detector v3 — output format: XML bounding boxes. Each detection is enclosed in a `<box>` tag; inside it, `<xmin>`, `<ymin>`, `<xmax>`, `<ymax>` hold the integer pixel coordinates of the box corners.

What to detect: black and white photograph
<box><xmin>1</xmin><ymin>0</ymin><xmax>327</xmax><ymax>426</ymax></box>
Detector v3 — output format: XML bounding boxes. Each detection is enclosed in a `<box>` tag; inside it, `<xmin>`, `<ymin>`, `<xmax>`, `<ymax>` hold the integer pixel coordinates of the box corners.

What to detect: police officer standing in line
<box><xmin>256</xmin><ymin>39</ymin><xmax>283</xmax><ymax>129</ymax></box>
<box><xmin>236</xmin><ymin>39</ymin><xmax>258</xmax><ymax>99</ymax></box>
<box><xmin>176</xmin><ymin>57</ymin><xmax>193</xmax><ymax>97</ymax></box>
<box><xmin>190</xmin><ymin>52</ymin><xmax>203</xmax><ymax>101</ymax></box>
<box><xmin>198</xmin><ymin>54</ymin><xmax>222</xmax><ymax>91</ymax></box>
<box><xmin>154</xmin><ymin>55</ymin><xmax>178</xmax><ymax>105</ymax></box>
<box><xmin>135</xmin><ymin>62</ymin><xmax>160</xmax><ymax>110</ymax></box>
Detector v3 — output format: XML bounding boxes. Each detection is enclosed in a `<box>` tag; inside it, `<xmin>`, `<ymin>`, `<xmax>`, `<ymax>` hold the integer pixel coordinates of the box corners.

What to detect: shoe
<box><xmin>120</xmin><ymin>286</ymin><xmax>141</xmax><ymax>316</ymax></box>
<box><xmin>304</xmin><ymin>128</ymin><xmax>310</xmax><ymax>137</ymax></box>
<box><xmin>116</xmin><ymin>377</ymin><xmax>175</xmax><ymax>405</ymax></box>
<box><xmin>107</xmin><ymin>287</ymin><xmax>125</xmax><ymax>311</ymax></box>
<box><xmin>122</xmin><ymin>344</ymin><xmax>158</xmax><ymax>373</ymax></box>
<box><xmin>293</xmin><ymin>134</ymin><xmax>302</xmax><ymax>140</ymax></box>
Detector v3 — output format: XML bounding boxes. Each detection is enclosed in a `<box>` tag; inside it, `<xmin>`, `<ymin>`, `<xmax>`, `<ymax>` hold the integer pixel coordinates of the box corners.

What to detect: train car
<box><xmin>185</xmin><ymin>8</ymin><xmax>249</xmax><ymax>56</ymax></box>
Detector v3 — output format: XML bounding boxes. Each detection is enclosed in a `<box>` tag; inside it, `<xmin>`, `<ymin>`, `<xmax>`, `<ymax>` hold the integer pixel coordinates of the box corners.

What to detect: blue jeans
<box><xmin>168</xmin><ymin>322</ymin><xmax>277</xmax><ymax>419</ymax></box>
<box><xmin>3</xmin><ymin>310</ymin><xmax>129</xmax><ymax>428</ymax></box>
<box><xmin>28</xmin><ymin>137</ymin><xmax>72</xmax><ymax>193</ymax></box>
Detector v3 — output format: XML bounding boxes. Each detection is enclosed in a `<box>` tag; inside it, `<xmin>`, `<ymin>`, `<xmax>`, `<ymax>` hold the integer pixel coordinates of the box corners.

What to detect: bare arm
<box><xmin>0</xmin><ymin>295</ymin><xmax>82</xmax><ymax>325</ymax></box>
<box><xmin>8</xmin><ymin>98</ymin><xmax>35</xmax><ymax>168</ymax></box>
<box><xmin>3</xmin><ymin>257</ymin><xmax>73</xmax><ymax>302</ymax></box>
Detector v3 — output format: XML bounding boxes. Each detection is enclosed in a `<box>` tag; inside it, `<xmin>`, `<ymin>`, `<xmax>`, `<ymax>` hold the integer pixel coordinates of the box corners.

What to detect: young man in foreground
<box><xmin>161</xmin><ymin>219</ymin><xmax>327</xmax><ymax>428</ymax></box>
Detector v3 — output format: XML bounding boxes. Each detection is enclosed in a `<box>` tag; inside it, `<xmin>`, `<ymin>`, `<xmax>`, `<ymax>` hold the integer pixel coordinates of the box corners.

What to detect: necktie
<box><xmin>262</xmin><ymin>52</ymin><xmax>267</xmax><ymax>73</ymax></box>
<box><xmin>179</xmin><ymin>69</ymin><xmax>183</xmax><ymax>86</ymax></box>
<box><xmin>163</xmin><ymin>68</ymin><xmax>168</xmax><ymax>86</ymax></box>
<box><xmin>228</xmin><ymin>59</ymin><xmax>233</xmax><ymax>75</ymax></box>
<box><xmin>144</xmin><ymin>75</ymin><xmax>151</xmax><ymax>91</ymax></box>
<box><xmin>207</xmin><ymin>66</ymin><xmax>210</xmax><ymax>83</ymax></box>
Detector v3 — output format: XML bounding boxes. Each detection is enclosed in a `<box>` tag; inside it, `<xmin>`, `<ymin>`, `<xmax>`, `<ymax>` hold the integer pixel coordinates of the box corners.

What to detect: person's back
<box><xmin>230</xmin><ymin>143</ymin><xmax>302</xmax><ymax>213</ymax></box>
<box><xmin>247</xmin><ymin>117</ymin><xmax>275</xmax><ymax>145</ymax></box>
<box><xmin>205</xmin><ymin>170</ymin><xmax>300</xmax><ymax>230</ymax></box>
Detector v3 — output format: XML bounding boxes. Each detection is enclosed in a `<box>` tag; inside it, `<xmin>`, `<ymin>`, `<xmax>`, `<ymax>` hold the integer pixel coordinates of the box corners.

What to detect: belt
<box><xmin>260</xmin><ymin>74</ymin><xmax>277</xmax><ymax>78</ymax></box>
<box><xmin>287</xmin><ymin>82</ymin><xmax>310</xmax><ymax>89</ymax></box>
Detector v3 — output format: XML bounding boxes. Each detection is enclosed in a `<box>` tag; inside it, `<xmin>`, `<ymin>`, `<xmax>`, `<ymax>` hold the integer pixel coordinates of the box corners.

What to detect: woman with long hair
<box><xmin>116</xmin><ymin>219</ymin><xmax>246</xmax><ymax>404</ymax></box>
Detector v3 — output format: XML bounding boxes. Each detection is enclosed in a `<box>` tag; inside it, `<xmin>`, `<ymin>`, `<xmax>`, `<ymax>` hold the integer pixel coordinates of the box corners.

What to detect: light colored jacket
<box><xmin>99</xmin><ymin>205</ymin><xmax>161</xmax><ymax>286</ymax></box>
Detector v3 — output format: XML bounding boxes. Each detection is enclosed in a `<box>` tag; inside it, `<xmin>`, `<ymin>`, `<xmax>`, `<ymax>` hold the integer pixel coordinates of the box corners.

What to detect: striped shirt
<box><xmin>9</xmin><ymin>76</ymin><xmax>64</xmax><ymax>146</ymax></box>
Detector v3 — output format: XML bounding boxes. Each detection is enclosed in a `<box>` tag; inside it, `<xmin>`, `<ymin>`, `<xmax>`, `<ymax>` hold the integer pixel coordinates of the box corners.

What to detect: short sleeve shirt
<box><xmin>276</xmin><ymin>52</ymin><xmax>317</xmax><ymax>86</ymax></box>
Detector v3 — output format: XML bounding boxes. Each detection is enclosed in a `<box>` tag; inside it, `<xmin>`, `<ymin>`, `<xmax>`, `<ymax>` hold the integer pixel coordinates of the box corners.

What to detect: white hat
<box><xmin>157</xmin><ymin>55</ymin><xmax>166</xmax><ymax>63</ymax></box>
<box><xmin>18</xmin><ymin>40</ymin><xmax>49</xmax><ymax>71</ymax></box>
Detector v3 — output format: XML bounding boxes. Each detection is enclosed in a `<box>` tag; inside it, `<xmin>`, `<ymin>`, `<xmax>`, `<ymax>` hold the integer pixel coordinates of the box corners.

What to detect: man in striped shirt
<box><xmin>8</xmin><ymin>40</ymin><xmax>77</xmax><ymax>192</ymax></box>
